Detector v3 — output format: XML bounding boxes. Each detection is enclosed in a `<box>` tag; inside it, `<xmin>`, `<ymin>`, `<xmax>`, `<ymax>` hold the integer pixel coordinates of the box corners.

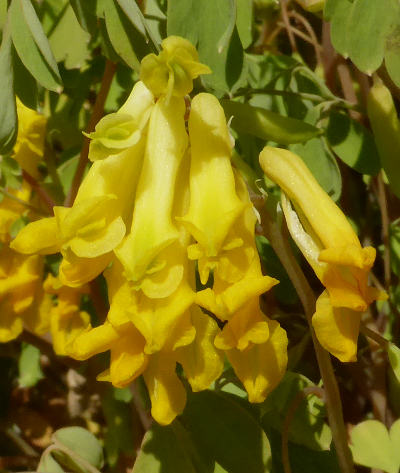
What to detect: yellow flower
<box><xmin>68</xmin><ymin>319</ymin><xmax>189</xmax><ymax>425</ymax></box>
<box><xmin>115</xmin><ymin>94</ymin><xmax>188</xmax><ymax>286</ymax></box>
<box><xmin>140</xmin><ymin>36</ymin><xmax>211</xmax><ymax>100</ymax></box>
<box><xmin>259</xmin><ymin>146</ymin><xmax>386</xmax><ymax>361</ymax></box>
<box><xmin>0</xmin><ymin>248</ymin><xmax>50</xmax><ymax>342</ymax></box>
<box><xmin>181</xmin><ymin>93</ymin><xmax>246</xmax><ymax>285</ymax></box>
<box><xmin>13</xmin><ymin>99</ymin><xmax>47</xmax><ymax>179</ymax></box>
<box><xmin>43</xmin><ymin>274</ymin><xmax>90</xmax><ymax>356</ymax></box>
<box><xmin>11</xmin><ymin>82</ymin><xmax>155</xmax><ymax>286</ymax></box>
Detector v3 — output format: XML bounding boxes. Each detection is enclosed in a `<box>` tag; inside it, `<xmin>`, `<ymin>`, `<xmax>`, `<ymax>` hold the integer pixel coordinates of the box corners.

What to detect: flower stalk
<box><xmin>259</xmin><ymin>205</ymin><xmax>355</xmax><ymax>473</ymax></box>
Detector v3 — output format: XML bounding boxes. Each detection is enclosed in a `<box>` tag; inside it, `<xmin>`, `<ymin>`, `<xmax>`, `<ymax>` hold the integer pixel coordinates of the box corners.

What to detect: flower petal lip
<box><xmin>140</xmin><ymin>36</ymin><xmax>211</xmax><ymax>99</ymax></box>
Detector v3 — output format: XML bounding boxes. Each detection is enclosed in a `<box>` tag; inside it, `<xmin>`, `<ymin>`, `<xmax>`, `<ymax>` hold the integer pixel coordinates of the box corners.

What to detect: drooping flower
<box><xmin>13</xmin><ymin>99</ymin><xmax>47</xmax><ymax>179</ymax></box>
<box><xmin>11</xmin><ymin>82</ymin><xmax>155</xmax><ymax>286</ymax></box>
<box><xmin>259</xmin><ymin>146</ymin><xmax>386</xmax><ymax>361</ymax></box>
<box><xmin>181</xmin><ymin>92</ymin><xmax>246</xmax><ymax>285</ymax></box>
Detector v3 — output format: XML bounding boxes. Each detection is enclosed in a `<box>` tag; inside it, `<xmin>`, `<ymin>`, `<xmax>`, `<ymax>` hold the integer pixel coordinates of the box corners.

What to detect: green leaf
<box><xmin>18</xmin><ymin>343</ymin><xmax>43</xmax><ymax>388</ymax></box>
<box><xmin>53</xmin><ymin>427</ymin><xmax>104</xmax><ymax>473</ymax></box>
<box><xmin>0</xmin><ymin>17</ymin><xmax>17</xmax><ymax>154</ymax></box>
<box><xmin>0</xmin><ymin>155</ymin><xmax>22</xmax><ymax>189</ymax></box>
<box><xmin>245</xmin><ymin>52</ymin><xmax>297</xmax><ymax>90</ymax></box>
<box><xmin>350</xmin><ymin>419</ymin><xmax>400</xmax><ymax>473</ymax></box>
<box><xmin>236</xmin><ymin>0</ymin><xmax>253</xmax><ymax>49</ymax></box>
<box><xmin>390</xmin><ymin>222</ymin><xmax>400</xmax><ymax>277</ymax></box>
<box><xmin>324</xmin><ymin>0</ymin><xmax>352</xmax><ymax>57</ymax></box>
<box><xmin>167</xmin><ymin>0</ymin><xmax>245</xmax><ymax>94</ymax></box>
<box><xmin>181</xmin><ymin>390</ymin><xmax>272</xmax><ymax>473</ymax></box>
<box><xmin>388</xmin><ymin>342</ymin><xmax>400</xmax><ymax>384</ymax></box>
<box><xmin>385</xmin><ymin>25</ymin><xmax>400</xmax><ymax>88</ymax></box>
<box><xmin>222</xmin><ymin>100</ymin><xmax>322</xmax><ymax>145</ymax></box>
<box><xmin>261</xmin><ymin>372</ymin><xmax>332</xmax><ymax>451</ymax></box>
<box><xmin>132</xmin><ymin>422</ymin><xmax>204</xmax><ymax>473</ymax></box>
<box><xmin>116</xmin><ymin>0</ymin><xmax>147</xmax><ymax>38</ymax></box>
<box><xmin>10</xmin><ymin>0</ymin><xmax>61</xmax><ymax>90</ymax></box>
<box><xmin>326</xmin><ymin>111</ymin><xmax>381</xmax><ymax>176</ymax></box>
<box><xmin>266</xmin><ymin>427</ymin><xmax>340</xmax><ymax>473</ymax></box>
<box><xmin>49</xmin><ymin>5</ymin><xmax>91</xmax><ymax>69</ymax></box>
<box><xmin>256</xmin><ymin>235</ymin><xmax>298</xmax><ymax>305</ymax></box>
<box><xmin>12</xmin><ymin>47</ymin><xmax>38</xmax><ymax>109</ymax></box>
<box><xmin>102</xmin><ymin>387</ymin><xmax>137</xmax><ymax>467</ymax></box>
<box><xmin>0</xmin><ymin>0</ymin><xmax>7</xmax><ymax>32</ymax></box>
<box><xmin>38</xmin><ymin>451</ymin><xmax>67</xmax><ymax>473</ymax></box>
<box><xmin>69</xmin><ymin>0</ymin><xmax>97</xmax><ymax>33</ymax></box>
<box><xmin>166</xmin><ymin>0</ymin><xmax>198</xmax><ymax>44</ymax></box>
<box><xmin>104</xmin><ymin>0</ymin><xmax>144</xmax><ymax>71</ymax></box>
<box><xmin>290</xmin><ymin>137</ymin><xmax>341</xmax><ymax>201</ymax></box>
<box><xmin>346</xmin><ymin>0</ymin><xmax>397</xmax><ymax>74</ymax></box>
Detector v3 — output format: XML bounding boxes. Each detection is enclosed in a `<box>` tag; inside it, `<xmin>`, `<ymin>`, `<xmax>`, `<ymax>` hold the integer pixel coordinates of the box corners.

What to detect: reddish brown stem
<box><xmin>22</xmin><ymin>170</ymin><xmax>55</xmax><ymax>214</ymax></box>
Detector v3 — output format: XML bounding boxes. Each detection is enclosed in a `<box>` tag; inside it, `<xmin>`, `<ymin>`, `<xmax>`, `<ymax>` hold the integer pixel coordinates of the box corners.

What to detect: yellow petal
<box><xmin>10</xmin><ymin>217</ymin><xmax>60</xmax><ymax>255</ymax></box>
<box><xmin>0</xmin><ymin>298</ymin><xmax>24</xmax><ymax>342</ymax></box>
<box><xmin>130</xmin><ymin>281</ymin><xmax>195</xmax><ymax>354</ymax></box>
<box><xmin>13</xmin><ymin>99</ymin><xmax>47</xmax><ymax>179</ymax></box>
<box><xmin>312</xmin><ymin>290</ymin><xmax>360</xmax><ymax>362</ymax></box>
<box><xmin>59</xmin><ymin>250</ymin><xmax>112</xmax><ymax>287</ymax></box>
<box><xmin>67</xmin><ymin>321</ymin><xmax>120</xmax><ymax>360</ymax></box>
<box><xmin>259</xmin><ymin>147</ymin><xmax>360</xmax><ymax>249</ymax></box>
<box><xmin>86</xmin><ymin>81</ymin><xmax>154</xmax><ymax>162</ymax></box>
<box><xmin>116</xmin><ymin>95</ymin><xmax>187</xmax><ymax>282</ymax></box>
<box><xmin>214</xmin><ymin>298</ymin><xmax>270</xmax><ymax>351</ymax></box>
<box><xmin>181</xmin><ymin>93</ymin><xmax>245</xmax><ymax>258</ymax></box>
<box><xmin>226</xmin><ymin>318</ymin><xmax>288</xmax><ymax>403</ymax></box>
<box><xmin>51</xmin><ymin>310</ymin><xmax>90</xmax><ymax>356</ymax></box>
<box><xmin>143</xmin><ymin>351</ymin><xmax>187</xmax><ymax>425</ymax></box>
<box><xmin>177</xmin><ymin>306</ymin><xmax>224</xmax><ymax>392</ymax></box>
<box><xmin>140</xmin><ymin>36</ymin><xmax>210</xmax><ymax>99</ymax></box>
<box><xmin>109</xmin><ymin>326</ymin><xmax>148</xmax><ymax>387</ymax></box>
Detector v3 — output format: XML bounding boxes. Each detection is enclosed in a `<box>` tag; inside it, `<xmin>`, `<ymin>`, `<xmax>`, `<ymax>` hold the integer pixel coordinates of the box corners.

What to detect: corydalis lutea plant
<box><xmin>11</xmin><ymin>36</ymin><xmax>288</xmax><ymax>425</ymax></box>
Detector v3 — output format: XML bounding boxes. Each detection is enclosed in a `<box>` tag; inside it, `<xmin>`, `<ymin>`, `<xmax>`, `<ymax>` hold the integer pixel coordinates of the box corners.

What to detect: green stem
<box><xmin>260</xmin><ymin>205</ymin><xmax>355</xmax><ymax>473</ymax></box>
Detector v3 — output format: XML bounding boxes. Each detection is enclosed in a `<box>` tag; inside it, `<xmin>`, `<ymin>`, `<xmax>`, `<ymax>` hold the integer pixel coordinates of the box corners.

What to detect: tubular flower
<box><xmin>259</xmin><ymin>146</ymin><xmax>386</xmax><ymax>362</ymax></box>
<box><xmin>140</xmin><ymin>36</ymin><xmax>211</xmax><ymax>100</ymax></box>
<box><xmin>0</xmin><ymin>248</ymin><xmax>50</xmax><ymax>342</ymax></box>
<box><xmin>181</xmin><ymin>93</ymin><xmax>287</xmax><ymax>403</ymax></box>
<box><xmin>13</xmin><ymin>99</ymin><xmax>47</xmax><ymax>179</ymax></box>
<box><xmin>11</xmin><ymin>82</ymin><xmax>155</xmax><ymax>286</ymax></box>
<box><xmin>115</xmin><ymin>94</ymin><xmax>188</xmax><ymax>286</ymax></box>
<box><xmin>43</xmin><ymin>275</ymin><xmax>90</xmax><ymax>356</ymax></box>
<box><xmin>181</xmin><ymin>93</ymin><xmax>246</xmax><ymax>285</ymax></box>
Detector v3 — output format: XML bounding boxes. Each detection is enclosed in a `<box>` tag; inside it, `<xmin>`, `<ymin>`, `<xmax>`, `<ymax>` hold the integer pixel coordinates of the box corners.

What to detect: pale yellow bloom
<box><xmin>13</xmin><ymin>99</ymin><xmax>47</xmax><ymax>179</ymax></box>
<box><xmin>182</xmin><ymin>93</ymin><xmax>246</xmax><ymax>284</ymax></box>
<box><xmin>259</xmin><ymin>146</ymin><xmax>386</xmax><ymax>361</ymax></box>
<box><xmin>140</xmin><ymin>36</ymin><xmax>211</xmax><ymax>100</ymax></box>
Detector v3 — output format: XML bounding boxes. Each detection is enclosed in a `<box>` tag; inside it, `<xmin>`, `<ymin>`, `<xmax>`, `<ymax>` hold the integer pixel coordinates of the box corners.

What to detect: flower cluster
<box><xmin>11</xmin><ymin>37</ymin><xmax>288</xmax><ymax>424</ymax></box>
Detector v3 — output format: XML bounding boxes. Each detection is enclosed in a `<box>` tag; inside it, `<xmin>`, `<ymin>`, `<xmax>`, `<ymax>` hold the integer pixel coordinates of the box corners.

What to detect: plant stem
<box><xmin>22</xmin><ymin>171</ymin><xmax>55</xmax><ymax>214</ymax></box>
<box><xmin>282</xmin><ymin>386</ymin><xmax>325</xmax><ymax>473</ymax></box>
<box><xmin>260</xmin><ymin>206</ymin><xmax>355</xmax><ymax>473</ymax></box>
<box><xmin>64</xmin><ymin>60</ymin><xmax>117</xmax><ymax>207</ymax></box>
